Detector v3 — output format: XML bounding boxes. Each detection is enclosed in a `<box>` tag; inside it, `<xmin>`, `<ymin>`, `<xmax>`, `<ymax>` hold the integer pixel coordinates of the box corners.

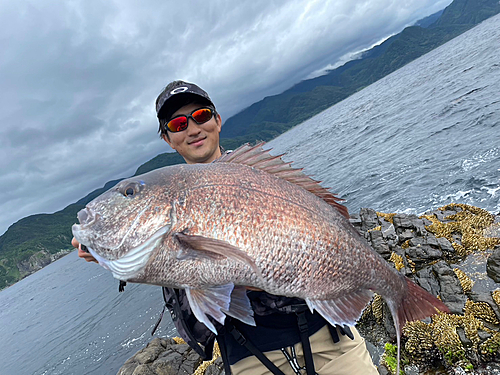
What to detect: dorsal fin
<box><xmin>216</xmin><ymin>143</ymin><xmax>349</xmax><ymax>219</ymax></box>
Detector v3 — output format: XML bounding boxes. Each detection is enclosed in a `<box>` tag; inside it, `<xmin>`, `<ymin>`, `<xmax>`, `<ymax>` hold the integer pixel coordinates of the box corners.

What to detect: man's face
<box><xmin>162</xmin><ymin>103</ymin><xmax>222</xmax><ymax>164</ymax></box>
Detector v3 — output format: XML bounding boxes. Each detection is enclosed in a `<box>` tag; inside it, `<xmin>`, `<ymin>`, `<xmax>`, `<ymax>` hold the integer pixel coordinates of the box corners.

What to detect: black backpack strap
<box><xmin>153</xmin><ymin>287</ymin><xmax>214</xmax><ymax>360</ymax></box>
<box><xmin>217</xmin><ymin>329</ymin><xmax>233</xmax><ymax>375</ymax></box>
<box><xmin>226</xmin><ymin>322</ymin><xmax>287</xmax><ymax>375</ymax></box>
<box><xmin>171</xmin><ymin>289</ymin><xmax>215</xmax><ymax>360</ymax></box>
<box><xmin>296</xmin><ymin>311</ymin><xmax>316</xmax><ymax>375</ymax></box>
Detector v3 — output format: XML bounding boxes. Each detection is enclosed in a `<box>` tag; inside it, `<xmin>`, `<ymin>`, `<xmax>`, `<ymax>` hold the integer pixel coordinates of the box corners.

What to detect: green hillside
<box><xmin>1</xmin><ymin>0</ymin><xmax>499</xmax><ymax>290</ymax></box>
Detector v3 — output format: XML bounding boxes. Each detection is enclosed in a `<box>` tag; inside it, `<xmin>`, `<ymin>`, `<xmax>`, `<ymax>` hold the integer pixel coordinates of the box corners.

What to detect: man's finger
<box><xmin>78</xmin><ymin>247</ymin><xmax>98</xmax><ymax>263</ymax></box>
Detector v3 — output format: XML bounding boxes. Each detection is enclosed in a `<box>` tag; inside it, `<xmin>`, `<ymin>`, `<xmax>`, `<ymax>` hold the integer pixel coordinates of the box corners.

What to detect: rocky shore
<box><xmin>118</xmin><ymin>203</ymin><xmax>500</xmax><ymax>375</ymax></box>
<box><xmin>16</xmin><ymin>249</ymin><xmax>72</xmax><ymax>280</ymax></box>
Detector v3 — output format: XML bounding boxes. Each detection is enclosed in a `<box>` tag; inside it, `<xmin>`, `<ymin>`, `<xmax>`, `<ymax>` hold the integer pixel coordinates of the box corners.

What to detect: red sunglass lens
<box><xmin>167</xmin><ymin>116</ymin><xmax>188</xmax><ymax>132</ymax></box>
<box><xmin>192</xmin><ymin>108</ymin><xmax>213</xmax><ymax>124</ymax></box>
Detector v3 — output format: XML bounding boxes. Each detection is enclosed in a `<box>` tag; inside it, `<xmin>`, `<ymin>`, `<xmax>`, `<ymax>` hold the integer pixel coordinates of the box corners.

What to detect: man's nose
<box><xmin>186</xmin><ymin>118</ymin><xmax>201</xmax><ymax>135</ymax></box>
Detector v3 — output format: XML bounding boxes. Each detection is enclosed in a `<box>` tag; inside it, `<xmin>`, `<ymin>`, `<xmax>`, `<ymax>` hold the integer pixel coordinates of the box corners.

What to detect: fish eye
<box><xmin>120</xmin><ymin>182</ymin><xmax>141</xmax><ymax>198</ymax></box>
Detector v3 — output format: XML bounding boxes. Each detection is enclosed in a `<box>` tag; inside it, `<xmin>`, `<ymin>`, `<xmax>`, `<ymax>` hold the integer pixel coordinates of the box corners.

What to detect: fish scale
<box><xmin>72</xmin><ymin>142</ymin><xmax>450</xmax><ymax>375</ymax></box>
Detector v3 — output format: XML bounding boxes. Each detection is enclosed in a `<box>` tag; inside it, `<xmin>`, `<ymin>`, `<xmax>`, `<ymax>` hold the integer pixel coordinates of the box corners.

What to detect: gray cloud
<box><xmin>0</xmin><ymin>0</ymin><xmax>452</xmax><ymax>234</ymax></box>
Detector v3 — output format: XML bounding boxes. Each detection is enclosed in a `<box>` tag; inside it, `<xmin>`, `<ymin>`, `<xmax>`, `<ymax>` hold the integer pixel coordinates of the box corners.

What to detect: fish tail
<box><xmin>386</xmin><ymin>276</ymin><xmax>450</xmax><ymax>375</ymax></box>
<box><xmin>395</xmin><ymin>276</ymin><xmax>449</xmax><ymax>330</ymax></box>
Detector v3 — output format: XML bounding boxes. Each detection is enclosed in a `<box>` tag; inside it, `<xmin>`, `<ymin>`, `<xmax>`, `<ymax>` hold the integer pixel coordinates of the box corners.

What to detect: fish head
<box><xmin>72</xmin><ymin>170</ymin><xmax>177</xmax><ymax>278</ymax></box>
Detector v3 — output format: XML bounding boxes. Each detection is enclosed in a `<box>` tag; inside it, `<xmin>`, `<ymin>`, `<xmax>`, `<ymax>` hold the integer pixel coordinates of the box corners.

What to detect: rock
<box><xmin>415</xmin><ymin>267</ymin><xmax>441</xmax><ymax>297</ymax></box>
<box><xmin>432</xmin><ymin>261</ymin><xmax>467</xmax><ymax>314</ymax></box>
<box><xmin>392</xmin><ymin>214</ymin><xmax>414</xmax><ymax>231</ymax></box>
<box><xmin>393</xmin><ymin>214</ymin><xmax>428</xmax><ymax>237</ymax></box>
<box><xmin>436</xmin><ymin>237</ymin><xmax>455</xmax><ymax>253</ymax></box>
<box><xmin>204</xmin><ymin>357</ymin><xmax>225</xmax><ymax>375</ymax></box>
<box><xmin>149</xmin><ymin>337</ymin><xmax>168</xmax><ymax>348</ymax></box>
<box><xmin>377</xmin><ymin>364</ymin><xmax>391</xmax><ymax>375</ymax></box>
<box><xmin>134</xmin><ymin>343</ymin><xmax>165</xmax><ymax>364</ymax></box>
<box><xmin>179</xmin><ymin>349</ymin><xmax>204</xmax><ymax>374</ymax></box>
<box><xmin>117</xmin><ymin>339</ymin><xmax>206</xmax><ymax>375</ymax></box>
<box><xmin>405</xmin><ymin>241</ymin><xmax>442</xmax><ymax>268</ymax></box>
<box><xmin>132</xmin><ymin>364</ymin><xmax>156</xmax><ymax>375</ymax></box>
<box><xmin>431</xmin><ymin>207</ymin><xmax>461</xmax><ymax>221</ymax></box>
<box><xmin>50</xmin><ymin>249</ymin><xmax>72</xmax><ymax>262</ymax></box>
<box><xmin>407</xmin><ymin>237</ymin><xmax>435</xmax><ymax>249</ymax></box>
<box><xmin>383</xmin><ymin>227</ymin><xmax>399</xmax><ymax>252</ymax></box>
<box><xmin>369</xmin><ymin>230</ymin><xmax>391</xmax><ymax>259</ymax></box>
<box><xmin>457</xmin><ymin>328</ymin><xmax>473</xmax><ymax>348</ymax></box>
<box><xmin>381</xmin><ymin>223</ymin><xmax>397</xmax><ymax>238</ymax></box>
<box><xmin>166</xmin><ymin>343</ymin><xmax>191</xmax><ymax>356</ymax></box>
<box><xmin>486</xmin><ymin>246</ymin><xmax>500</xmax><ymax>282</ymax></box>
<box><xmin>17</xmin><ymin>250</ymin><xmax>52</xmax><ymax>277</ymax></box>
<box><xmin>117</xmin><ymin>362</ymin><xmax>138</xmax><ymax>375</ymax></box>
<box><xmin>359</xmin><ymin>208</ymin><xmax>380</xmax><ymax>232</ymax></box>
<box><xmin>399</xmin><ymin>229</ymin><xmax>416</xmax><ymax>242</ymax></box>
<box><xmin>349</xmin><ymin>214</ymin><xmax>362</xmax><ymax>230</ymax></box>
<box><xmin>152</xmin><ymin>351</ymin><xmax>184</xmax><ymax>375</ymax></box>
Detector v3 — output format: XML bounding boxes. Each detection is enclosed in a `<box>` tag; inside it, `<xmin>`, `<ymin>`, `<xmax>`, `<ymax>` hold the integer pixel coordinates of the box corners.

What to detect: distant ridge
<box><xmin>218</xmin><ymin>0</ymin><xmax>500</xmax><ymax>149</ymax></box>
<box><xmin>1</xmin><ymin>0</ymin><xmax>499</xmax><ymax>290</ymax></box>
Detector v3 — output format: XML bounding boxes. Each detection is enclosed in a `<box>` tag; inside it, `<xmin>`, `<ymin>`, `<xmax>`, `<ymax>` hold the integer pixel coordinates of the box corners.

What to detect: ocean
<box><xmin>1</xmin><ymin>13</ymin><xmax>499</xmax><ymax>375</ymax></box>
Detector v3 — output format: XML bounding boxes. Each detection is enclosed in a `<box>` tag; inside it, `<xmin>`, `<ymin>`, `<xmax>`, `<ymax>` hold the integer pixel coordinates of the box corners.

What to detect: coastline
<box><xmin>0</xmin><ymin>248</ymin><xmax>72</xmax><ymax>291</ymax></box>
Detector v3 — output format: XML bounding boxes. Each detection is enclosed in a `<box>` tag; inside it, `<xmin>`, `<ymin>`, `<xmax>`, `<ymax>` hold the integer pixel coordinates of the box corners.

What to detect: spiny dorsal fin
<box><xmin>216</xmin><ymin>143</ymin><xmax>349</xmax><ymax>219</ymax></box>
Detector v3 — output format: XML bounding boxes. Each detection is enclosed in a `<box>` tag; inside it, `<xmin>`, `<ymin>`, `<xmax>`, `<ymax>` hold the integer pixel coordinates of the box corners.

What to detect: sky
<box><xmin>0</xmin><ymin>0</ymin><xmax>453</xmax><ymax>236</ymax></box>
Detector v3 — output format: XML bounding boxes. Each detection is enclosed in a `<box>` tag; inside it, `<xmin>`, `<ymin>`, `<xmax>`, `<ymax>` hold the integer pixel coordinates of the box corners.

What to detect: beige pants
<box><xmin>230</xmin><ymin>325</ymin><xmax>378</xmax><ymax>375</ymax></box>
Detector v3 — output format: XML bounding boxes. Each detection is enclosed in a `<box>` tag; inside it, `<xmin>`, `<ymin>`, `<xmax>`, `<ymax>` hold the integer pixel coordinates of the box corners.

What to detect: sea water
<box><xmin>1</xmin><ymin>13</ymin><xmax>499</xmax><ymax>375</ymax></box>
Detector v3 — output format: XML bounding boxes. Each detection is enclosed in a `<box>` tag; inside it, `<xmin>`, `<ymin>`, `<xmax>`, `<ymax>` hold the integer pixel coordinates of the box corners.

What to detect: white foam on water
<box><xmin>461</xmin><ymin>147</ymin><xmax>499</xmax><ymax>171</ymax></box>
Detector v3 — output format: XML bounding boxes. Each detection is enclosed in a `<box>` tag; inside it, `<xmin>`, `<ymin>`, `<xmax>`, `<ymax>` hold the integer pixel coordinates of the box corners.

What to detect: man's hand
<box><xmin>72</xmin><ymin>237</ymin><xmax>98</xmax><ymax>263</ymax></box>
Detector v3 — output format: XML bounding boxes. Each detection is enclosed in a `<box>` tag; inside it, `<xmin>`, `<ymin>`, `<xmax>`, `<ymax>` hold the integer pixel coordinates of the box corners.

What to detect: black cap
<box><xmin>156</xmin><ymin>81</ymin><xmax>214</xmax><ymax>119</ymax></box>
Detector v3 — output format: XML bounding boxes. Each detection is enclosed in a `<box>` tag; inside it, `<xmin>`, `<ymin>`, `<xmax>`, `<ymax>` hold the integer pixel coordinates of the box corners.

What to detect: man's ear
<box><xmin>161</xmin><ymin>134</ymin><xmax>174</xmax><ymax>149</ymax></box>
<box><xmin>215</xmin><ymin>113</ymin><xmax>222</xmax><ymax>133</ymax></box>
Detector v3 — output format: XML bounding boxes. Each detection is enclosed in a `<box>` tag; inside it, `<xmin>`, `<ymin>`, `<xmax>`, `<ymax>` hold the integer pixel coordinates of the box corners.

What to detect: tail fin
<box><xmin>386</xmin><ymin>277</ymin><xmax>450</xmax><ymax>375</ymax></box>
<box><xmin>396</xmin><ymin>277</ymin><xmax>450</xmax><ymax>330</ymax></box>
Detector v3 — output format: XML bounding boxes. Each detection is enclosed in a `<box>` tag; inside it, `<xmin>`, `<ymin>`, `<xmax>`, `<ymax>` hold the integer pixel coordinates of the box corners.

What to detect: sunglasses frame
<box><xmin>165</xmin><ymin>107</ymin><xmax>216</xmax><ymax>133</ymax></box>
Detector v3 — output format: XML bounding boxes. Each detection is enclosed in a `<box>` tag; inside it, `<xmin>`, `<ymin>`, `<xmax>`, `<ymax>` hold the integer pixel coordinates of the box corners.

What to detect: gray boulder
<box><xmin>486</xmin><ymin>246</ymin><xmax>500</xmax><ymax>282</ymax></box>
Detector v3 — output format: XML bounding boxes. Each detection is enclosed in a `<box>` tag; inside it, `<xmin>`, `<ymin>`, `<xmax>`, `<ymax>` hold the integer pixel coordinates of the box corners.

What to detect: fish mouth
<box><xmin>77</xmin><ymin>207</ymin><xmax>98</xmax><ymax>227</ymax></box>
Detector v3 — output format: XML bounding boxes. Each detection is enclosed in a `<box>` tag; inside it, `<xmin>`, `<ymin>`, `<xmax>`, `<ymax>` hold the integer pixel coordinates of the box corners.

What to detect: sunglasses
<box><xmin>165</xmin><ymin>107</ymin><xmax>215</xmax><ymax>133</ymax></box>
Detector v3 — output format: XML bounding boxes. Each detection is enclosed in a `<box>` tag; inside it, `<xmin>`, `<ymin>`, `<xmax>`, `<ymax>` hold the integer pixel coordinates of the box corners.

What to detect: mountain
<box><xmin>433</xmin><ymin>0</ymin><xmax>500</xmax><ymax>26</ymax></box>
<box><xmin>414</xmin><ymin>9</ymin><xmax>445</xmax><ymax>28</ymax></box>
<box><xmin>218</xmin><ymin>0</ymin><xmax>500</xmax><ymax>144</ymax></box>
<box><xmin>1</xmin><ymin>0</ymin><xmax>499</xmax><ymax>290</ymax></box>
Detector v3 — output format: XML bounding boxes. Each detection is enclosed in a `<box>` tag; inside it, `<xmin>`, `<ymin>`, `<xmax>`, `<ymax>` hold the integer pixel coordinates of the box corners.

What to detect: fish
<box><xmin>72</xmin><ymin>143</ymin><xmax>449</xmax><ymax>374</ymax></box>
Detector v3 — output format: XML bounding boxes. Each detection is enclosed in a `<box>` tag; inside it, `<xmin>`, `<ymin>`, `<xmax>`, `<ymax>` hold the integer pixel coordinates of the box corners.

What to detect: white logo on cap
<box><xmin>170</xmin><ymin>87</ymin><xmax>188</xmax><ymax>95</ymax></box>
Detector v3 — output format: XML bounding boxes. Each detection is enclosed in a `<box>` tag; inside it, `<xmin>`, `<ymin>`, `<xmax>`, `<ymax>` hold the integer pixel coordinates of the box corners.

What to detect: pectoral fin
<box><xmin>174</xmin><ymin>232</ymin><xmax>261</xmax><ymax>277</ymax></box>
<box><xmin>186</xmin><ymin>284</ymin><xmax>234</xmax><ymax>334</ymax></box>
<box><xmin>224</xmin><ymin>286</ymin><xmax>256</xmax><ymax>326</ymax></box>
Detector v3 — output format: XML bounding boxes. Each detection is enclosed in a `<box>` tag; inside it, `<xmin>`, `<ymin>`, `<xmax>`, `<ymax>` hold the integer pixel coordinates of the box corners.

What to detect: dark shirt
<box><xmin>223</xmin><ymin>291</ymin><xmax>328</xmax><ymax>364</ymax></box>
<box><xmin>163</xmin><ymin>287</ymin><xmax>328</xmax><ymax>364</ymax></box>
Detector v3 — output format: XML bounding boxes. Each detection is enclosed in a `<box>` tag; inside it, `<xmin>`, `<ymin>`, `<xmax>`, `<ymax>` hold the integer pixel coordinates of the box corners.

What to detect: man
<box><xmin>73</xmin><ymin>80</ymin><xmax>378</xmax><ymax>375</ymax></box>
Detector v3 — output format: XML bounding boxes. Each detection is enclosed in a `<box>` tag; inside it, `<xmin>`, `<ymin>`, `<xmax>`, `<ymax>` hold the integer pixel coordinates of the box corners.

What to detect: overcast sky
<box><xmin>0</xmin><ymin>0</ymin><xmax>453</xmax><ymax>236</ymax></box>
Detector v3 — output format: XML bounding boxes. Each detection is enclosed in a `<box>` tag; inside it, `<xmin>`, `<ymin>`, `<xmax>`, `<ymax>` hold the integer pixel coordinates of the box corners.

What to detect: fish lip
<box><xmin>77</xmin><ymin>207</ymin><xmax>99</xmax><ymax>228</ymax></box>
<box><xmin>72</xmin><ymin>208</ymin><xmax>100</xmax><ymax>248</ymax></box>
